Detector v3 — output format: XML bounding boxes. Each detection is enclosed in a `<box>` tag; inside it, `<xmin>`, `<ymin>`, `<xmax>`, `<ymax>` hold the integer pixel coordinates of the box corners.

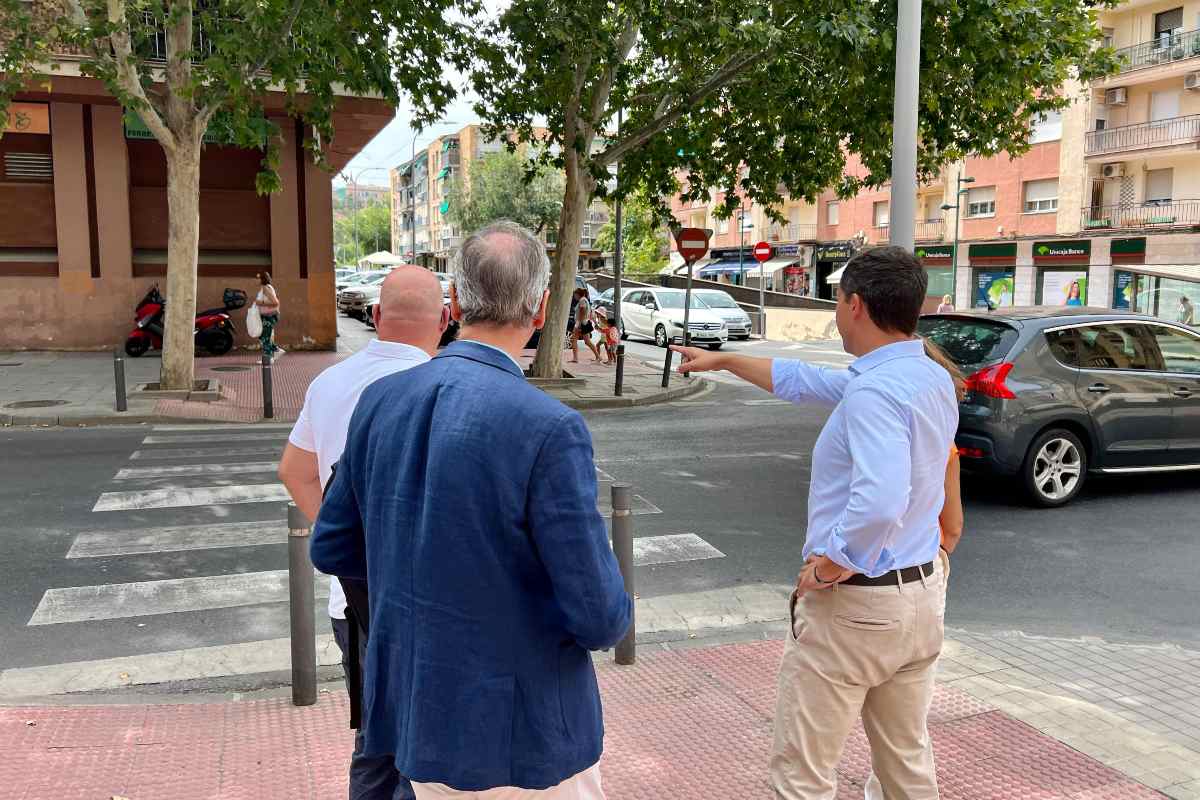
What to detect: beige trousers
<box><xmin>412</xmin><ymin>764</ymin><xmax>604</xmax><ymax>800</ymax></box>
<box><xmin>770</xmin><ymin>561</ymin><xmax>946</xmax><ymax>800</ymax></box>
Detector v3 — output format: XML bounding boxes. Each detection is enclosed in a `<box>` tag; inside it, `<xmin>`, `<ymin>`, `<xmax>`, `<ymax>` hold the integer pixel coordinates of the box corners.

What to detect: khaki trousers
<box><xmin>770</xmin><ymin>561</ymin><xmax>946</xmax><ymax>800</ymax></box>
<box><xmin>412</xmin><ymin>764</ymin><xmax>604</xmax><ymax>800</ymax></box>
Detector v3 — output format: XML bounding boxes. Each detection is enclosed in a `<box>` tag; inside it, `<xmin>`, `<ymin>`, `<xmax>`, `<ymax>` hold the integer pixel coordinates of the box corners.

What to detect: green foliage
<box><xmin>446</xmin><ymin>149</ymin><xmax>565</xmax><ymax>235</ymax></box>
<box><xmin>334</xmin><ymin>203</ymin><xmax>392</xmax><ymax>265</ymax></box>
<box><xmin>593</xmin><ymin>195</ymin><xmax>668</xmax><ymax>275</ymax></box>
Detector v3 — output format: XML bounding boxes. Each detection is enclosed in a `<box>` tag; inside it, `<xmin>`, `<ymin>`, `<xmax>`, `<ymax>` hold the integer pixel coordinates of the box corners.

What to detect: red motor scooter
<box><xmin>124</xmin><ymin>285</ymin><xmax>246</xmax><ymax>357</ymax></box>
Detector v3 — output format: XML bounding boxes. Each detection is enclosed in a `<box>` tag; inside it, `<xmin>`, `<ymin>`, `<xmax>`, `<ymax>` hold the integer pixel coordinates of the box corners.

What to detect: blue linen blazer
<box><xmin>311</xmin><ymin>340</ymin><xmax>633</xmax><ymax>791</ymax></box>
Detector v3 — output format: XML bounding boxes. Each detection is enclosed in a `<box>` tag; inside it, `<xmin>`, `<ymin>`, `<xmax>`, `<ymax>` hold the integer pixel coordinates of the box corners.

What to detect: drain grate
<box><xmin>211</xmin><ymin>365</ymin><xmax>252</xmax><ymax>373</ymax></box>
<box><xmin>6</xmin><ymin>399</ymin><xmax>68</xmax><ymax>409</ymax></box>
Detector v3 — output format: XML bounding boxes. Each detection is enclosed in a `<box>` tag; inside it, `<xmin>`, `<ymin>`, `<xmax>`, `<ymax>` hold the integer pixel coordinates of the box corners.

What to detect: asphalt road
<box><xmin>2</xmin><ymin>325</ymin><xmax>1198</xmax><ymax>681</ymax></box>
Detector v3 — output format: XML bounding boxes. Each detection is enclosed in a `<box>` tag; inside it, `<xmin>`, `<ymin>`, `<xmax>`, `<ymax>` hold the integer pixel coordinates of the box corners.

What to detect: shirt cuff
<box><xmin>820</xmin><ymin>533</ymin><xmax>897</xmax><ymax>578</ymax></box>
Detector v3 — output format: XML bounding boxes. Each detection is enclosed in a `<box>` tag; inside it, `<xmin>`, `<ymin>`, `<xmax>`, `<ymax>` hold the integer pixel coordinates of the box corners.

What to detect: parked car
<box><xmin>917</xmin><ymin>307</ymin><xmax>1200</xmax><ymax>507</ymax></box>
<box><xmin>620</xmin><ymin>288</ymin><xmax>727</xmax><ymax>349</ymax></box>
<box><xmin>692</xmin><ymin>289</ymin><xmax>754</xmax><ymax>339</ymax></box>
<box><xmin>336</xmin><ymin>271</ymin><xmax>373</xmax><ymax>293</ymax></box>
<box><xmin>337</xmin><ymin>271</ymin><xmax>389</xmax><ymax>318</ymax></box>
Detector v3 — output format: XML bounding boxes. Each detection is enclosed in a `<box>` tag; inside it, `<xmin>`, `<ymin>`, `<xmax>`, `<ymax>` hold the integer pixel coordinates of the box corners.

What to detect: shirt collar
<box><xmin>848</xmin><ymin>338</ymin><xmax>925</xmax><ymax>376</ymax></box>
<box><xmin>366</xmin><ymin>339</ymin><xmax>430</xmax><ymax>362</ymax></box>
<box><xmin>436</xmin><ymin>339</ymin><xmax>526</xmax><ymax>377</ymax></box>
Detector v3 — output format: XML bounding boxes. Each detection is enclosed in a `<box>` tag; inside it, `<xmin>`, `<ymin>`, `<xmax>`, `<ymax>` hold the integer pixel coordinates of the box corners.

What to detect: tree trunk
<box><xmin>159</xmin><ymin>141</ymin><xmax>202</xmax><ymax>390</ymax></box>
<box><xmin>531</xmin><ymin>148</ymin><xmax>591</xmax><ymax>379</ymax></box>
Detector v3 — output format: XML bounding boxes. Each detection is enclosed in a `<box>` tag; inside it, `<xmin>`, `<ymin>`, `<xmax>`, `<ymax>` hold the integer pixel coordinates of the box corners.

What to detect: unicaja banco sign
<box><xmin>1034</xmin><ymin>240</ymin><xmax>1090</xmax><ymax>262</ymax></box>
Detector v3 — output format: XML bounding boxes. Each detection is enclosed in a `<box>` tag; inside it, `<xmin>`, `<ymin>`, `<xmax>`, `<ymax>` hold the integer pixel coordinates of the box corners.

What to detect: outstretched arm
<box><xmin>671</xmin><ymin>346</ymin><xmax>852</xmax><ymax>407</ymax></box>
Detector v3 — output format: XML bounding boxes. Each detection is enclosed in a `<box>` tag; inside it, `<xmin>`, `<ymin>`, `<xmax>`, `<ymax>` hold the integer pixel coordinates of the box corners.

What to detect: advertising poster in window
<box><xmin>1112</xmin><ymin>271</ymin><xmax>1134</xmax><ymax>310</ymax></box>
<box><xmin>974</xmin><ymin>271</ymin><xmax>1015</xmax><ymax>309</ymax></box>
<box><xmin>1042</xmin><ymin>270</ymin><xmax>1088</xmax><ymax>306</ymax></box>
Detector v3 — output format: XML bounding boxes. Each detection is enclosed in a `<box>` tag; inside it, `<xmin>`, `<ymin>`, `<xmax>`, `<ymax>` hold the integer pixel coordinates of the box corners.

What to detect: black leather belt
<box><xmin>842</xmin><ymin>561</ymin><xmax>934</xmax><ymax>587</ymax></box>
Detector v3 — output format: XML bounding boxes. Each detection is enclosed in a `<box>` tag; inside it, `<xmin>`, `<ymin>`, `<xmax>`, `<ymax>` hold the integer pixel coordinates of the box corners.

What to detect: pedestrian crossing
<box><xmin>11</xmin><ymin>423</ymin><xmax>734</xmax><ymax>695</ymax></box>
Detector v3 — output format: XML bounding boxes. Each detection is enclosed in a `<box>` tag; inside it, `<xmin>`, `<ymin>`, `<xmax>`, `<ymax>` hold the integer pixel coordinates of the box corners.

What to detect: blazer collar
<box><xmin>435</xmin><ymin>339</ymin><xmax>526</xmax><ymax>378</ymax></box>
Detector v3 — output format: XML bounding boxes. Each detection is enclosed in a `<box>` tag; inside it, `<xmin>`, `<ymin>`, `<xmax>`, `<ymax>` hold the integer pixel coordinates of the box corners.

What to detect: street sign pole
<box><xmin>752</xmin><ymin>241</ymin><xmax>772</xmax><ymax>339</ymax></box>
<box><xmin>664</xmin><ymin>228</ymin><xmax>713</xmax><ymax>386</ymax></box>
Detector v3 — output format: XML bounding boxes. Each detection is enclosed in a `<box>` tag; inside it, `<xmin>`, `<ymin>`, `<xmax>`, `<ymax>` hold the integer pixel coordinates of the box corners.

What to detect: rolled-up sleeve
<box><xmin>527</xmin><ymin>411</ymin><xmax>633</xmax><ymax>651</ymax></box>
<box><xmin>771</xmin><ymin>359</ymin><xmax>853</xmax><ymax>407</ymax></box>
<box><xmin>815</xmin><ymin>387</ymin><xmax>912</xmax><ymax>577</ymax></box>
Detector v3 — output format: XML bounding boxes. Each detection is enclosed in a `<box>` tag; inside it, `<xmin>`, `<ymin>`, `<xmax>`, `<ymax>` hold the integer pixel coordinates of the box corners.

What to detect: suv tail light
<box><xmin>965</xmin><ymin>363</ymin><xmax>1017</xmax><ymax>399</ymax></box>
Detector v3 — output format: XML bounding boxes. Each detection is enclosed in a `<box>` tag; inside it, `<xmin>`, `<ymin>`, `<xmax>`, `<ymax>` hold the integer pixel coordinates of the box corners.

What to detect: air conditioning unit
<box><xmin>1186</xmin><ymin>72</ymin><xmax>1200</xmax><ymax>90</ymax></box>
<box><xmin>1102</xmin><ymin>162</ymin><xmax>1126</xmax><ymax>178</ymax></box>
<box><xmin>1104</xmin><ymin>87</ymin><xmax>1128</xmax><ymax>106</ymax></box>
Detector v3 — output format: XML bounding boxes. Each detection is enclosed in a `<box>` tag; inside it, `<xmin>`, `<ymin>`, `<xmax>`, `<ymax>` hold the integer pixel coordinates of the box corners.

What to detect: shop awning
<box><xmin>439</xmin><ymin>199</ymin><xmax>450</xmax><ymax>214</ymax></box>
<box><xmin>357</xmin><ymin>251</ymin><xmax>408</xmax><ymax>268</ymax></box>
<box><xmin>827</xmin><ymin>265</ymin><xmax>846</xmax><ymax>285</ymax></box>
<box><xmin>1124</xmin><ymin>264</ymin><xmax>1200</xmax><ymax>282</ymax></box>
<box><xmin>743</xmin><ymin>256</ymin><xmax>804</xmax><ymax>278</ymax></box>
<box><xmin>698</xmin><ymin>259</ymin><xmax>751</xmax><ymax>278</ymax></box>
<box><xmin>436</xmin><ymin>167</ymin><xmax>450</xmax><ymax>180</ymax></box>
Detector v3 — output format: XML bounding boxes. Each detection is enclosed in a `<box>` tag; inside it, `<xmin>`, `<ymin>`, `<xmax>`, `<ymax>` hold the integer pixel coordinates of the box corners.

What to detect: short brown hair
<box><xmin>839</xmin><ymin>246</ymin><xmax>927</xmax><ymax>335</ymax></box>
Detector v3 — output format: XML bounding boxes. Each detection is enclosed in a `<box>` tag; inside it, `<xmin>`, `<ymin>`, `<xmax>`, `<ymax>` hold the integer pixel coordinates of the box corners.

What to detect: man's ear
<box><xmin>372</xmin><ymin>303</ymin><xmax>383</xmax><ymax>328</ymax></box>
<box><xmin>439</xmin><ymin>303</ymin><xmax>450</xmax><ymax>332</ymax></box>
<box><xmin>449</xmin><ymin>285</ymin><xmax>463</xmax><ymax>323</ymax></box>
<box><xmin>531</xmin><ymin>289</ymin><xmax>550</xmax><ymax>330</ymax></box>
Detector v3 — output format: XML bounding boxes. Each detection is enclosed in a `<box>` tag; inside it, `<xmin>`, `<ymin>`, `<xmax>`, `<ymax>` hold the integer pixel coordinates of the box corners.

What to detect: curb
<box><xmin>553</xmin><ymin>376</ymin><xmax>710</xmax><ymax>411</ymax></box>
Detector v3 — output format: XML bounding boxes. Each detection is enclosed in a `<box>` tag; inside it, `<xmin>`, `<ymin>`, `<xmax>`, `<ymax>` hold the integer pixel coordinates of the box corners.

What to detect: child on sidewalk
<box><xmin>596</xmin><ymin>310</ymin><xmax>619</xmax><ymax>365</ymax></box>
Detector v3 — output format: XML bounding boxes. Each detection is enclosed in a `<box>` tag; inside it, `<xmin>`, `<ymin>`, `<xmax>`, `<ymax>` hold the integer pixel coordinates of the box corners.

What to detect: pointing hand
<box><xmin>670</xmin><ymin>345</ymin><xmax>724</xmax><ymax>374</ymax></box>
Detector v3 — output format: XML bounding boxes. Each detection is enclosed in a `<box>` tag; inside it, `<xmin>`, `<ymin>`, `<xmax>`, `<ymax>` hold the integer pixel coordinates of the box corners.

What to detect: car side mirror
<box><xmin>644</xmin><ymin>302</ymin><xmax>655</xmax><ymax>310</ymax></box>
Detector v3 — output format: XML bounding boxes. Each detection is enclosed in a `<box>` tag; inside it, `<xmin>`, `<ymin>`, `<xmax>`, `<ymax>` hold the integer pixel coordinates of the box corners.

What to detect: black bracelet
<box><xmin>813</xmin><ymin>565</ymin><xmax>836</xmax><ymax>584</ymax></box>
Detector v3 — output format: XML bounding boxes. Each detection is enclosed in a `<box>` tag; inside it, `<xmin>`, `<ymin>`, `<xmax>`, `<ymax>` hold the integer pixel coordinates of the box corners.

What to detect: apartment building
<box><xmin>665</xmin><ymin>0</ymin><xmax>1200</xmax><ymax>323</ymax></box>
<box><xmin>390</xmin><ymin>123</ymin><xmax>610</xmax><ymax>271</ymax></box>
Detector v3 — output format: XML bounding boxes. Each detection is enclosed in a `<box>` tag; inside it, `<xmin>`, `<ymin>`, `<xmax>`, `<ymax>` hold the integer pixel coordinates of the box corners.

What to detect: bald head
<box><xmin>373</xmin><ymin>266</ymin><xmax>448</xmax><ymax>354</ymax></box>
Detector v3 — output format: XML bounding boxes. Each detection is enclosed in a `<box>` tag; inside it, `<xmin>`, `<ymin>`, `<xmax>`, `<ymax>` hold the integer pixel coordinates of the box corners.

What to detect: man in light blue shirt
<box><xmin>674</xmin><ymin>246</ymin><xmax>959</xmax><ymax>799</ymax></box>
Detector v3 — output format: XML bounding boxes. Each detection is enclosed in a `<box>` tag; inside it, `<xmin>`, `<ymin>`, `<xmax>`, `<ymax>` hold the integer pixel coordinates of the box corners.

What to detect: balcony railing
<box><xmin>766</xmin><ymin>223</ymin><xmax>819</xmax><ymax>242</ymax></box>
<box><xmin>871</xmin><ymin>219</ymin><xmax>945</xmax><ymax>242</ymax></box>
<box><xmin>1112</xmin><ymin>29</ymin><xmax>1200</xmax><ymax>75</ymax></box>
<box><xmin>1086</xmin><ymin>115</ymin><xmax>1200</xmax><ymax>157</ymax></box>
<box><xmin>1081</xmin><ymin>200</ymin><xmax>1200</xmax><ymax>231</ymax></box>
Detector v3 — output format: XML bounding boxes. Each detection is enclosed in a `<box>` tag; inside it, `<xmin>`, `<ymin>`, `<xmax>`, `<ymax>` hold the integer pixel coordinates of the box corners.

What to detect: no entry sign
<box><xmin>674</xmin><ymin>228</ymin><xmax>711</xmax><ymax>264</ymax></box>
<box><xmin>753</xmin><ymin>241</ymin><xmax>772</xmax><ymax>263</ymax></box>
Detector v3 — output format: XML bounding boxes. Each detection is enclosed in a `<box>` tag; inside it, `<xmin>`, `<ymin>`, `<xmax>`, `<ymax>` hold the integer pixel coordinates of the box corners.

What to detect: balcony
<box><xmin>1085</xmin><ymin>115</ymin><xmax>1200</xmax><ymax>158</ymax></box>
<box><xmin>871</xmin><ymin>219</ymin><xmax>945</xmax><ymax>243</ymax></box>
<box><xmin>766</xmin><ymin>223</ymin><xmax>818</xmax><ymax>242</ymax></box>
<box><xmin>1081</xmin><ymin>200</ymin><xmax>1200</xmax><ymax>231</ymax></box>
<box><xmin>1109</xmin><ymin>29</ymin><xmax>1200</xmax><ymax>78</ymax></box>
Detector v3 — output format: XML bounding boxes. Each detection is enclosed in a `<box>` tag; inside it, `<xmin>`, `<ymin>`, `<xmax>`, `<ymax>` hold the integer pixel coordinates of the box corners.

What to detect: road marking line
<box><xmin>67</xmin><ymin>521</ymin><xmax>284</xmax><ymax>558</ymax></box>
<box><xmin>93</xmin><ymin>483</ymin><xmax>291</xmax><ymax>512</ymax></box>
<box><xmin>152</xmin><ymin>423</ymin><xmax>296</xmax><ymax>432</ymax></box>
<box><xmin>0</xmin><ymin>635</ymin><xmax>342</xmax><ymax>698</ymax></box>
<box><xmin>596</xmin><ymin>493</ymin><xmax>662</xmax><ymax>517</ymax></box>
<box><xmin>741</xmin><ymin>398</ymin><xmax>791</xmax><ymax>406</ymax></box>
<box><xmin>142</xmin><ymin>432</ymin><xmax>288</xmax><ymax>445</ymax></box>
<box><xmin>28</xmin><ymin>570</ymin><xmax>328</xmax><ymax>626</ymax></box>
<box><xmin>633</xmin><ymin>534</ymin><xmax>724</xmax><ymax>566</ymax></box>
<box><xmin>114</xmin><ymin>462</ymin><xmax>280</xmax><ymax>480</ymax></box>
<box><xmin>130</xmin><ymin>445</ymin><xmax>285</xmax><ymax>461</ymax></box>
<box><xmin>597</xmin><ymin>451</ymin><xmax>809</xmax><ymax>464</ymax></box>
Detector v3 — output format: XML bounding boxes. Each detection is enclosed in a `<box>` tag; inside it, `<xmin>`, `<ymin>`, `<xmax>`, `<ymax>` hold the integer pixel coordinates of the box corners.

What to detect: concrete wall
<box><xmin>0</xmin><ymin>100</ymin><xmax>340</xmax><ymax>351</ymax></box>
<box><xmin>765</xmin><ymin>307</ymin><xmax>840</xmax><ymax>342</ymax></box>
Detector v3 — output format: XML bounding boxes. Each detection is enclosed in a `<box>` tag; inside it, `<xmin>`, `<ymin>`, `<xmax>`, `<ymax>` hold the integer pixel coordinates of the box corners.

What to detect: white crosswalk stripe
<box><xmin>67</xmin><ymin>521</ymin><xmax>284</xmax><ymax>558</ymax></box>
<box><xmin>142</xmin><ymin>431</ymin><xmax>288</xmax><ymax>445</ymax></box>
<box><xmin>130</xmin><ymin>444</ymin><xmax>284</xmax><ymax>460</ymax></box>
<box><xmin>152</xmin><ymin>423</ymin><xmax>296</xmax><ymax>432</ymax></box>
<box><xmin>93</xmin><ymin>483</ymin><xmax>290</xmax><ymax>512</ymax></box>
<box><xmin>114</xmin><ymin>462</ymin><xmax>280</xmax><ymax>480</ymax></box>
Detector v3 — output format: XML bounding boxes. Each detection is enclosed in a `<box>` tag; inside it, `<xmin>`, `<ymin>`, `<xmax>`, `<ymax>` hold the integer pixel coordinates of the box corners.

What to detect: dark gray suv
<box><xmin>918</xmin><ymin>307</ymin><xmax>1200</xmax><ymax>507</ymax></box>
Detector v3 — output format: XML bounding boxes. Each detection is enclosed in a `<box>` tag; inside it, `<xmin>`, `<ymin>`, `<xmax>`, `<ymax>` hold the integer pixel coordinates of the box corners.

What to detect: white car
<box><xmin>619</xmin><ymin>288</ymin><xmax>727</xmax><ymax>350</ymax></box>
<box><xmin>692</xmin><ymin>289</ymin><xmax>754</xmax><ymax>340</ymax></box>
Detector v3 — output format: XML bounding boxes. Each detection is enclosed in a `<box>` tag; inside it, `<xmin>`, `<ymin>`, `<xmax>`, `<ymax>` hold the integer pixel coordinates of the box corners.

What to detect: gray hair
<box><xmin>451</xmin><ymin>221</ymin><xmax>551</xmax><ymax>326</ymax></box>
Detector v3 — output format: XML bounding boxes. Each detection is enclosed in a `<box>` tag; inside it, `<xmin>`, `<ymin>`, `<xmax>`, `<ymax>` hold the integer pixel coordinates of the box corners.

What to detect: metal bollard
<box><xmin>261</xmin><ymin>352</ymin><xmax>274</xmax><ymax>419</ymax></box>
<box><xmin>660</xmin><ymin>346</ymin><xmax>673</xmax><ymax>389</ymax></box>
<box><xmin>113</xmin><ymin>349</ymin><xmax>127</xmax><ymax>412</ymax></box>
<box><xmin>614</xmin><ymin>344</ymin><xmax>625</xmax><ymax>397</ymax></box>
<box><xmin>610</xmin><ymin>483</ymin><xmax>636</xmax><ymax>665</ymax></box>
<box><xmin>288</xmin><ymin>503</ymin><xmax>317</xmax><ymax>706</ymax></box>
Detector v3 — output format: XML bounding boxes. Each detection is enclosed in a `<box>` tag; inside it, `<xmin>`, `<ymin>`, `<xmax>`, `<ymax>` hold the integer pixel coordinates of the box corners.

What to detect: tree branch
<box><xmin>199</xmin><ymin>0</ymin><xmax>305</xmax><ymax>120</ymax></box>
<box><xmin>582</xmin><ymin>16</ymin><xmax>638</xmax><ymax>140</ymax></box>
<box><xmin>106</xmin><ymin>0</ymin><xmax>177</xmax><ymax>151</ymax></box>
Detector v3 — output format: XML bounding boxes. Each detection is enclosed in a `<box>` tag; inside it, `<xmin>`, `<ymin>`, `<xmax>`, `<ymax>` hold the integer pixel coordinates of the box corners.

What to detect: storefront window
<box><xmin>1037</xmin><ymin>269</ymin><xmax>1088</xmax><ymax>307</ymax></box>
<box><xmin>973</xmin><ymin>269</ymin><xmax>1015</xmax><ymax>309</ymax></box>
<box><xmin>925</xmin><ymin>267</ymin><xmax>954</xmax><ymax>299</ymax></box>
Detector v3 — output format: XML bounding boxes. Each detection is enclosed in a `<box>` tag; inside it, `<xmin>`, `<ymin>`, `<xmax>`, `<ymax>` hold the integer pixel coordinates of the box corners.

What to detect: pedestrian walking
<box><xmin>1178</xmin><ymin>295</ymin><xmax>1195</xmax><ymax>326</ymax></box>
<box><xmin>311</xmin><ymin>221</ymin><xmax>632</xmax><ymax>800</ymax></box>
<box><xmin>279</xmin><ymin>266</ymin><xmax>448</xmax><ymax>800</ymax></box>
<box><xmin>570</xmin><ymin>287</ymin><xmax>603</xmax><ymax>364</ymax></box>
<box><xmin>255</xmin><ymin>272</ymin><xmax>283</xmax><ymax>360</ymax></box>
<box><xmin>672</xmin><ymin>245</ymin><xmax>959</xmax><ymax>800</ymax></box>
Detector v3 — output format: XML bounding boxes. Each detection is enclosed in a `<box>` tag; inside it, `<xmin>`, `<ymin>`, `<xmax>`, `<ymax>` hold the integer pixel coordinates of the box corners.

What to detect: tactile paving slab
<box><xmin>0</xmin><ymin>639</ymin><xmax>1170</xmax><ymax>799</ymax></box>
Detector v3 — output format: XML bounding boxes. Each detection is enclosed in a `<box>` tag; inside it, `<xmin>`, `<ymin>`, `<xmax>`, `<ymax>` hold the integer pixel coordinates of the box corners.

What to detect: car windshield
<box><xmin>341</xmin><ymin>274</ymin><xmax>369</xmax><ymax>285</ymax></box>
<box><xmin>916</xmin><ymin>316</ymin><xmax>1020</xmax><ymax>373</ymax></box>
<box><xmin>360</xmin><ymin>273</ymin><xmax>387</xmax><ymax>285</ymax></box>
<box><xmin>600</xmin><ymin>289</ymin><xmax>613</xmax><ymax>301</ymax></box>
<box><xmin>657</xmin><ymin>292</ymin><xmax>710</xmax><ymax>310</ymax></box>
<box><xmin>699</xmin><ymin>292</ymin><xmax>740</xmax><ymax>309</ymax></box>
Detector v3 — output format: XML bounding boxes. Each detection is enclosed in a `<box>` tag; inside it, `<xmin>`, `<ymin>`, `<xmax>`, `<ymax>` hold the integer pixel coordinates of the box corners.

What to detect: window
<box><xmin>1149</xmin><ymin>325</ymin><xmax>1200</xmax><ymax>373</ymax></box>
<box><xmin>873</xmin><ymin>201</ymin><xmax>889</xmax><ymax>227</ymax></box>
<box><xmin>1024</xmin><ymin>179</ymin><xmax>1059</xmax><ymax>214</ymax></box>
<box><xmin>966</xmin><ymin>186</ymin><xmax>996</xmax><ymax>217</ymax></box>
<box><xmin>1146</xmin><ymin>168</ymin><xmax>1174</xmax><ymax>204</ymax></box>
<box><xmin>1030</xmin><ymin>110</ymin><xmax>1063</xmax><ymax>144</ymax></box>
<box><xmin>827</xmin><ymin>202</ymin><xmax>840</xmax><ymax>225</ymax></box>
<box><xmin>718</xmin><ymin>217</ymin><xmax>730</xmax><ymax>234</ymax></box>
<box><xmin>924</xmin><ymin>196</ymin><xmax>944</xmax><ymax>221</ymax></box>
<box><xmin>915</xmin><ymin>317</ymin><xmax>1020</xmax><ymax>372</ymax></box>
<box><xmin>1155</xmin><ymin>7</ymin><xmax>1183</xmax><ymax>40</ymax></box>
<box><xmin>1073</xmin><ymin>324</ymin><xmax>1159</xmax><ymax>371</ymax></box>
<box><xmin>1150</xmin><ymin>90</ymin><xmax>1181</xmax><ymax>123</ymax></box>
<box><xmin>1101</xmin><ymin>27</ymin><xmax>1114</xmax><ymax>49</ymax></box>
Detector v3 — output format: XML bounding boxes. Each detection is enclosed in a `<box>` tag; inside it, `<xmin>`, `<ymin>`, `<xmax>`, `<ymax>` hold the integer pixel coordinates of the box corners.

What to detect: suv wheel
<box><xmin>1022</xmin><ymin>428</ymin><xmax>1087</xmax><ymax>508</ymax></box>
<box><xmin>654</xmin><ymin>324</ymin><xmax>669</xmax><ymax>348</ymax></box>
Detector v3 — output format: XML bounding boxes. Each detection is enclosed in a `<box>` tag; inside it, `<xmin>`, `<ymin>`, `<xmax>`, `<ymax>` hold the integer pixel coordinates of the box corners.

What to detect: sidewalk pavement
<box><xmin>0</xmin><ymin>346</ymin><xmax>702</xmax><ymax>426</ymax></box>
<box><xmin>0</xmin><ymin>638</ymin><xmax>1182</xmax><ymax>800</ymax></box>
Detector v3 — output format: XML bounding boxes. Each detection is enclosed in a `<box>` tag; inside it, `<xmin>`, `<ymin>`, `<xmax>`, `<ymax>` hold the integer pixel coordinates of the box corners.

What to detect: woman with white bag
<box><xmin>251</xmin><ymin>272</ymin><xmax>283</xmax><ymax>360</ymax></box>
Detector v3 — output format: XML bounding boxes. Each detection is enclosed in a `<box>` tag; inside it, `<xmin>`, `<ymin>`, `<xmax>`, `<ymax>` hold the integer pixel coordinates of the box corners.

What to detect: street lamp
<box><xmin>408</xmin><ymin>121</ymin><xmax>462</xmax><ymax>267</ymax></box>
<box><xmin>940</xmin><ymin>174</ymin><xmax>975</xmax><ymax>307</ymax></box>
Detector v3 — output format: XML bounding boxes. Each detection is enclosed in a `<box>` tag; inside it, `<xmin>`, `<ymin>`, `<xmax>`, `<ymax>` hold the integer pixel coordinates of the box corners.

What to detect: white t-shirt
<box><xmin>288</xmin><ymin>338</ymin><xmax>431</xmax><ymax>618</ymax></box>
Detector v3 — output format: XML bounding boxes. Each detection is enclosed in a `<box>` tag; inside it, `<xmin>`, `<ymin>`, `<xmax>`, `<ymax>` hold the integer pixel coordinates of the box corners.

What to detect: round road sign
<box><xmin>753</xmin><ymin>241</ymin><xmax>772</xmax><ymax>263</ymax></box>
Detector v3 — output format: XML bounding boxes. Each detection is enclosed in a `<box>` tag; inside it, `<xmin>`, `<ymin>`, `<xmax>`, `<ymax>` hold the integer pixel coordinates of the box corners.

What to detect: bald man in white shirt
<box><xmin>280</xmin><ymin>266</ymin><xmax>447</xmax><ymax>800</ymax></box>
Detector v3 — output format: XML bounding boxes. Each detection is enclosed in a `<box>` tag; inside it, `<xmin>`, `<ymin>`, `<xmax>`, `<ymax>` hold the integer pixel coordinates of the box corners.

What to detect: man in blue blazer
<box><xmin>312</xmin><ymin>221</ymin><xmax>633</xmax><ymax>799</ymax></box>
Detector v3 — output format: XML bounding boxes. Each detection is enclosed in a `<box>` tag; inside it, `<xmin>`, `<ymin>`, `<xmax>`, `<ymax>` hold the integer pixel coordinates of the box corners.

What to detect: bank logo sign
<box><xmin>1035</xmin><ymin>241</ymin><xmax>1090</xmax><ymax>260</ymax></box>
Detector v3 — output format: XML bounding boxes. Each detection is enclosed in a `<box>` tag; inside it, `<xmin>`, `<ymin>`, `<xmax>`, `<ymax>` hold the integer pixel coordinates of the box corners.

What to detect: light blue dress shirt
<box><xmin>771</xmin><ymin>339</ymin><xmax>959</xmax><ymax>578</ymax></box>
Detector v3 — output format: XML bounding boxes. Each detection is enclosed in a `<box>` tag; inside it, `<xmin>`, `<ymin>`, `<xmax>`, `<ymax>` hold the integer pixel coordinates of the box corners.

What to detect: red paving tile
<box><xmin>0</xmin><ymin>640</ymin><xmax>1168</xmax><ymax>799</ymax></box>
